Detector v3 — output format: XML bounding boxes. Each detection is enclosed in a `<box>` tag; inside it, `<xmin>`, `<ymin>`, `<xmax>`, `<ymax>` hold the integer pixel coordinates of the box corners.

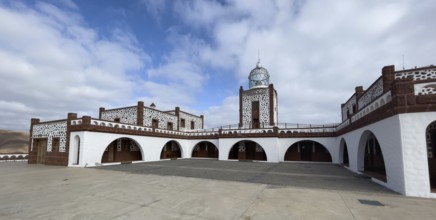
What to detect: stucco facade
<box><xmin>28</xmin><ymin>63</ymin><xmax>436</xmax><ymax>198</ymax></box>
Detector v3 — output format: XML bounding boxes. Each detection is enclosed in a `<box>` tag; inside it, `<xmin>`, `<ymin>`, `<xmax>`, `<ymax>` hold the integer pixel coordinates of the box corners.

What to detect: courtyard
<box><xmin>1</xmin><ymin>159</ymin><xmax>436</xmax><ymax>219</ymax></box>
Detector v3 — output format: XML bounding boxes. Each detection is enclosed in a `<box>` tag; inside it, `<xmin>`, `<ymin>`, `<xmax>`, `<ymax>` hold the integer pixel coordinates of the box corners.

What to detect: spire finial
<box><xmin>256</xmin><ymin>49</ymin><xmax>261</xmax><ymax>68</ymax></box>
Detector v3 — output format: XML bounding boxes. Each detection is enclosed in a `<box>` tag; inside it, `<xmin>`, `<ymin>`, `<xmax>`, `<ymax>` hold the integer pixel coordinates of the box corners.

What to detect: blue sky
<box><xmin>1</xmin><ymin>0</ymin><xmax>436</xmax><ymax>131</ymax></box>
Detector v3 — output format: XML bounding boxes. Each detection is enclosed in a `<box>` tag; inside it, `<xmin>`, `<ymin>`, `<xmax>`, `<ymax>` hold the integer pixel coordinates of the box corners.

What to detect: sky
<box><xmin>1</xmin><ymin>0</ymin><xmax>436</xmax><ymax>131</ymax></box>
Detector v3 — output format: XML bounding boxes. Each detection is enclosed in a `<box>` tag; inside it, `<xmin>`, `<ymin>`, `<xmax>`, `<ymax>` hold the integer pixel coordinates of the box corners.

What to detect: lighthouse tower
<box><xmin>239</xmin><ymin>60</ymin><xmax>278</xmax><ymax>128</ymax></box>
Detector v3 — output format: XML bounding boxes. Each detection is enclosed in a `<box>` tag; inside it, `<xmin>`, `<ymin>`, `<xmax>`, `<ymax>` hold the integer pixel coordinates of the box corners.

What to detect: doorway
<box><xmin>252</xmin><ymin>101</ymin><xmax>260</xmax><ymax>128</ymax></box>
<box><xmin>35</xmin><ymin>139</ymin><xmax>47</xmax><ymax>164</ymax></box>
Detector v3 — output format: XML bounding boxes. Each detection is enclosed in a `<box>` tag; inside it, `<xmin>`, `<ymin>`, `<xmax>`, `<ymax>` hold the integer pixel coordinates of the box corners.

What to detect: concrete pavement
<box><xmin>1</xmin><ymin>160</ymin><xmax>436</xmax><ymax>219</ymax></box>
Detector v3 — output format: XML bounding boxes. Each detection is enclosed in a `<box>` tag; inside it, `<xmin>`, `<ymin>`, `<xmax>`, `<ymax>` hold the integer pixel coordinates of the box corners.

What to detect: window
<box><xmin>152</xmin><ymin>119</ymin><xmax>158</xmax><ymax>128</ymax></box>
<box><xmin>52</xmin><ymin>138</ymin><xmax>60</xmax><ymax>152</ymax></box>
<box><xmin>167</xmin><ymin>122</ymin><xmax>173</xmax><ymax>130</ymax></box>
<box><xmin>181</xmin><ymin>119</ymin><xmax>185</xmax><ymax>128</ymax></box>
<box><xmin>190</xmin><ymin>121</ymin><xmax>195</xmax><ymax>129</ymax></box>
<box><xmin>114</xmin><ymin>118</ymin><xmax>120</xmax><ymax>122</ymax></box>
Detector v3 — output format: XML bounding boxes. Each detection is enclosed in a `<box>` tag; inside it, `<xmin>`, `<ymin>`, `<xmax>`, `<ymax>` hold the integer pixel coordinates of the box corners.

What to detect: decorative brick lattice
<box><xmin>101</xmin><ymin>107</ymin><xmax>137</xmax><ymax>125</ymax></box>
<box><xmin>358</xmin><ymin>79</ymin><xmax>383</xmax><ymax>110</ymax></box>
<box><xmin>143</xmin><ymin>108</ymin><xmax>178</xmax><ymax>130</ymax></box>
<box><xmin>242</xmin><ymin>88</ymin><xmax>270</xmax><ymax>128</ymax></box>
<box><xmin>129</xmin><ymin>141</ymin><xmax>140</xmax><ymax>151</ymax></box>
<box><xmin>238</xmin><ymin>142</ymin><xmax>245</xmax><ymax>152</ymax></box>
<box><xmin>341</xmin><ymin>95</ymin><xmax>356</xmax><ymax>121</ymax></box>
<box><xmin>256</xmin><ymin>145</ymin><xmax>264</xmax><ymax>152</ymax></box>
<box><xmin>32</xmin><ymin>121</ymin><xmax>67</xmax><ymax>152</ymax></box>
<box><xmin>427</xmin><ymin>122</ymin><xmax>436</xmax><ymax>158</ymax></box>
<box><xmin>395</xmin><ymin>68</ymin><xmax>436</xmax><ymax>81</ymax></box>
<box><xmin>418</xmin><ymin>85</ymin><xmax>436</xmax><ymax>95</ymax></box>
<box><xmin>116</xmin><ymin>139</ymin><xmax>122</xmax><ymax>151</ymax></box>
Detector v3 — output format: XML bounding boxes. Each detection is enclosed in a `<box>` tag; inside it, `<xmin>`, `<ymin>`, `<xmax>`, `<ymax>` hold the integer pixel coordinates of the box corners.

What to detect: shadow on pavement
<box><xmin>94</xmin><ymin>159</ymin><xmax>396</xmax><ymax>195</ymax></box>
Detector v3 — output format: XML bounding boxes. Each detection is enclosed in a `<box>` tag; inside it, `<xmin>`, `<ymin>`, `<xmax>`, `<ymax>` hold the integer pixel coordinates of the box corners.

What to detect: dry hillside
<box><xmin>0</xmin><ymin>130</ymin><xmax>29</xmax><ymax>154</ymax></box>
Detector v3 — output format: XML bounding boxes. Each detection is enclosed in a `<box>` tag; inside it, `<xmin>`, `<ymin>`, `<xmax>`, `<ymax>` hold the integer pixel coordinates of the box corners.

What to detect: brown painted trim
<box><xmin>175</xmin><ymin>107</ymin><xmax>180</xmax><ymax>131</ymax></box>
<box><xmin>337</xmin><ymin>79</ymin><xmax>436</xmax><ymax>135</ymax></box>
<box><xmin>28</xmin><ymin>118</ymin><xmax>40</xmax><ymax>164</ymax></box>
<box><xmin>269</xmin><ymin>84</ymin><xmax>274</xmax><ymax>126</ymax></box>
<box><xmin>382</xmin><ymin>65</ymin><xmax>395</xmax><ymax>92</ymax></box>
<box><xmin>99</xmin><ymin>107</ymin><xmax>105</xmax><ymax>119</ymax></box>
<box><xmin>355</xmin><ymin>86</ymin><xmax>364</xmax><ymax>100</ymax></box>
<box><xmin>239</xmin><ymin>86</ymin><xmax>243</xmax><ymax>127</ymax></box>
<box><xmin>412</xmin><ymin>79</ymin><xmax>436</xmax><ymax>84</ymax></box>
<box><xmin>137</xmin><ymin>101</ymin><xmax>144</xmax><ymax>126</ymax></box>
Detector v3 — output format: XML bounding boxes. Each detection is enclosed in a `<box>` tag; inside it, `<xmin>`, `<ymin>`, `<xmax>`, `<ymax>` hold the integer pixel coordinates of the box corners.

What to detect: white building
<box><xmin>28</xmin><ymin>62</ymin><xmax>436</xmax><ymax>198</ymax></box>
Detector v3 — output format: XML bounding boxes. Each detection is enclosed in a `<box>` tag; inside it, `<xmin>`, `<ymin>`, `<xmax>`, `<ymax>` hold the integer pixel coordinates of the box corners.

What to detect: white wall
<box><xmin>68</xmin><ymin>132</ymin><xmax>220</xmax><ymax>167</ymax></box>
<box><xmin>337</xmin><ymin>115</ymin><xmax>405</xmax><ymax>195</ymax></box>
<box><xmin>399</xmin><ymin>112</ymin><xmax>436</xmax><ymax>198</ymax></box>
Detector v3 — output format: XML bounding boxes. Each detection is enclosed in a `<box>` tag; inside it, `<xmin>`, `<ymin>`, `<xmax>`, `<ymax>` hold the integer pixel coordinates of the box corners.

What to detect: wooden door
<box><xmin>108</xmin><ymin>144</ymin><xmax>114</xmax><ymax>162</ymax></box>
<box><xmin>36</xmin><ymin>139</ymin><xmax>47</xmax><ymax>164</ymax></box>
<box><xmin>300</xmin><ymin>144</ymin><xmax>312</xmax><ymax>161</ymax></box>
<box><xmin>245</xmin><ymin>142</ymin><xmax>255</xmax><ymax>160</ymax></box>
<box><xmin>252</xmin><ymin>101</ymin><xmax>260</xmax><ymax>128</ymax></box>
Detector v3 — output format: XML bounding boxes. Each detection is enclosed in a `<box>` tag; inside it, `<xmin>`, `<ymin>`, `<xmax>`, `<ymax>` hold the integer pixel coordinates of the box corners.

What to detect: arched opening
<box><xmin>228</xmin><ymin>140</ymin><xmax>267</xmax><ymax>161</ymax></box>
<box><xmin>101</xmin><ymin>138</ymin><xmax>142</xmax><ymax>163</ymax></box>
<box><xmin>192</xmin><ymin>141</ymin><xmax>218</xmax><ymax>158</ymax></box>
<box><xmin>284</xmin><ymin>140</ymin><xmax>332</xmax><ymax>162</ymax></box>
<box><xmin>72</xmin><ymin>136</ymin><xmax>80</xmax><ymax>165</ymax></box>
<box><xmin>358</xmin><ymin>131</ymin><xmax>386</xmax><ymax>182</ymax></box>
<box><xmin>161</xmin><ymin>141</ymin><xmax>182</xmax><ymax>159</ymax></box>
<box><xmin>426</xmin><ymin>121</ymin><xmax>436</xmax><ymax>192</ymax></box>
<box><xmin>340</xmin><ymin>138</ymin><xmax>349</xmax><ymax>166</ymax></box>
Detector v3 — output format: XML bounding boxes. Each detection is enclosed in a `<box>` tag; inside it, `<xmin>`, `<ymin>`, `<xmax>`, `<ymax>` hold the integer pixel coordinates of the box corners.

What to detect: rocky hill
<box><xmin>0</xmin><ymin>130</ymin><xmax>29</xmax><ymax>154</ymax></box>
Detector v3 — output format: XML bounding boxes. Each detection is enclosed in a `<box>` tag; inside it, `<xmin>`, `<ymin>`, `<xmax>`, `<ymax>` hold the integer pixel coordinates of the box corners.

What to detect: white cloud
<box><xmin>0</xmin><ymin>2</ymin><xmax>148</xmax><ymax>130</ymax></box>
<box><xmin>203</xmin><ymin>96</ymin><xmax>239</xmax><ymax>129</ymax></box>
<box><xmin>172</xmin><ymin>0</ymin><xmax>436</xmax><ymax>126</ymax></box>
<box><xmin>2</xmin><ymin>0</ymin><xmax>436</xmax><ymax>132</ymax></box>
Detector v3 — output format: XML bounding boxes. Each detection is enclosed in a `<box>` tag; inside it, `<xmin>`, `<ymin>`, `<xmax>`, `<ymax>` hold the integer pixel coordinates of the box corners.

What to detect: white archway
<box><xmin>284</xmin><ymin>140</ymin><xmax>332</xmax><ymax>162</ymax></box>
<box><xmin>100</xmin><ymin>137</ymin><xmax>144</xmax><ymax>163</ymax></box>
<box><xmin>161</xmin><ymin>140</ymin><xmax>183</xmax><ymax>159</ymax></box>
<box><xmin>339</xmin><ymin>138</ymin><xmax>349</xmax><ymax>166</ymax></box>
<box><xmin>357</xmin><ymin>130</ymin><xmax>386</xmax><ymax>182</ymax></box>
<box><xmin>228</xmin><ymin>140</ymin><xmax>267</xmax><ymax>161</ymax></box>
<box><xmin>191</xmin><ymin>141</ymin><xmax>219</xmax><ymax>158</ymax></box>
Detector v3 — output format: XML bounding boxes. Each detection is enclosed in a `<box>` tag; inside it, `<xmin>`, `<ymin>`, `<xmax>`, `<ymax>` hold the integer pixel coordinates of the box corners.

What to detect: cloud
<box><xmin>203</xmin><ymin>96</ymin><xmax>239</xmax><ymax>129</ymax></box>
<box><xmin>171</xmin><ymin>0</ymin><xmax>436</xmax><ymax>126</ymax></box>
<box><xmin>0</xmin><ymin>2</ymin><xmax>148</xmax><ymax>130</ymax></box>
<box><xmin>2</xmin><ymin>0</ymin><xmax>436</xmax><ymax>131</ymax></box>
